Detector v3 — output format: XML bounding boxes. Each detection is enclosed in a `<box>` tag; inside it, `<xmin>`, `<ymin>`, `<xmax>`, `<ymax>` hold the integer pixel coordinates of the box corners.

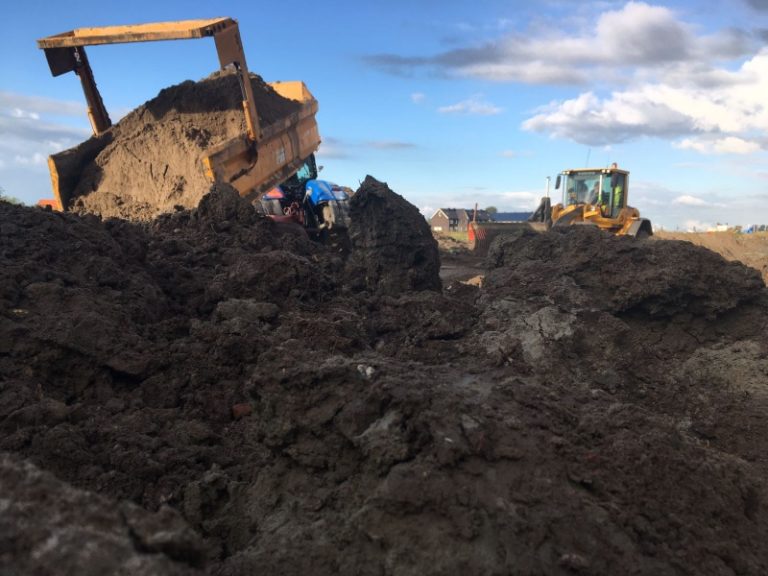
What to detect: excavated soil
<box><xmin>656</xmin><ymin>231</ymin><xmax>768</xmax><ymax>284</ymax></box>
<box><xmin>54</xmin><ymin>71</ymin><xmax>301</xmax><ymax>221</ymax></box>
<box><xmin>2</xmin><ymin>181</ymin><xmax>768</xmax><ymax>575</ymax></box>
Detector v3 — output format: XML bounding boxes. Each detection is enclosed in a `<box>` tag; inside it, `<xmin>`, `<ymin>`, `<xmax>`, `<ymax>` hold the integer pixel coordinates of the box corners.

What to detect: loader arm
<box><xmin>37</xmin><ymin>18</ymin><xmax>260</xmax><ymax>141</ymax></box>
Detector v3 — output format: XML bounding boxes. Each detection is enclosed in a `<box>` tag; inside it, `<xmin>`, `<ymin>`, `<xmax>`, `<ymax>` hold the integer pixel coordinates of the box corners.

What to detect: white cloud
<box><xmin>438</xmin><ymin>95</ymin><xmax>502</xmax><ymax>115</ymax></box>
<box><xmin>0</xmin><ymin>114</ymin><xmax>90</xmax><ymax>145</ymax></box>
<box><xmin>595</xmin><ymin>2</ymin><xmax>692</xmax><ymax>65</ymax></box>
<box><xmin>365</xmin><ymin>140</ymin><xmax>417</xmax><ymax>150</ymax></box>
<box><xmin>12</xmin><ymin>153</ymin><xmax>48</xmax><ymax>166</ymax></box>
<box><xmin>317</xmin><ymin>137</ymin><xmax>351</xmax><ymax>160</ymax></box>
<box><xmin>500</xmin><ymin>190</ymin><xmax>542</xmax><ymax>209</ymax></box>
<box><xmin>0</xmin><ymin>92</ymin><xmax>94</xmax><ymax>203</ymax></box>
<box><xmin>523</xmin><ymin>49</ymin><xmax>768</xmax><ymax>151</ymax></box>
<box><xmin>415</xmin><ymin>187</ymin><xmax>543</xmax><ymax>215</ymax></box>
<box><xmin>499</xmin><ymin>150</ymin><xmax>518</xmax><ymax>158</ymax></box>
<box><xmin>411</xmin><ymin>92</ymin><xmax>426</xmax><ymax>103</ymax></box>
<box><xmin>420</xmin><ymin>204</ymin><xmax>436</xmax><ymax>217</ymax></box>
<box><xmin>672</xmin><ymin>195</ymin><xmax>720</xmax><ymax>207</ymax></box>
<box><xmin>11</xmin><ymin>108</ymin><xmax>40</xmax><ymax>120</ymax></box>
<box><xmin>0</xmin><ymin>100</ymin><xmax>91</xmax><ymax>202</ymax></box>
<box><xmin>683</xmin><ymin>219</ymin><xmax>713</xmax><ymax>232</ymax></box>
<box><xmin>367</xmin><ymin>2</ymin><xmax>766</xmax><ymax>156</ymax></box>
<box><xmin>367</xmin><ymin>2</ymin><xmax>757</xmax><ymax>84</ymax></box>
<box><xmin>622</xmin><ymin>178</ymin><xmax>768</xmax><ymax>230</ymax></box>
<box><xmin>676</xmin><ymin>136</ymin><xmax>762</xmax><ymax>155</ymax></box>
<box><xmin>457</xmin><ymin>62</ymin><xmax>586</xmax><ymax>85</ymax></box>
<box><xmin>746</xmin><ymin>0</ymin><xmax>768</xmax><ymax>10</ymax></box>
<box><xmin>317</xmin><ymin>137</ymin><xmax>418</xmax><ymax>158</ymax></box>
<box><xmin>0</xmin><ymin>91</ymin><xmax>85</xmax><ymax>117</ymax></box>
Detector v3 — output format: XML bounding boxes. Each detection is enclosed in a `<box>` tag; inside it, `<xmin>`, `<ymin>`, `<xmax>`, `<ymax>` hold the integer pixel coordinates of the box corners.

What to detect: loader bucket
<box><xmin>468</xmin><ymin>221</ymin><xmax>549</xmax><ymax>255</ymax></box>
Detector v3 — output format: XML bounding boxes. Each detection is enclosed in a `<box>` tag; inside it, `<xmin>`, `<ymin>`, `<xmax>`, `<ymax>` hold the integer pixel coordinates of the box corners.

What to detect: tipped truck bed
<box><xmin>47</xmin><ymin>77</ymin><xmax>320</xmax><ymax>217</ymax></box>
<box><xmin>37</xmin><ymin>18</ymin><xmax>321</xmax><ymax>219</ymax></box>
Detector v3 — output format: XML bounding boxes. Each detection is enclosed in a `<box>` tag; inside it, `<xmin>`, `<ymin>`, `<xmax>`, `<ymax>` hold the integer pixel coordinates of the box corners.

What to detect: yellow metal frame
<box><xmin>37</xmin><ymin>18</ymin><xmax>260</xmax><ymax>141</ymax></box>
<box><xmin>202</xmin><ymin>81</ymin><xmax>321</xmax><ymax>199</ymax></box>
<box><xmin>37</xmin><ymin>19</ymin><xmax>236</xmax><ymax>47</ymax></box>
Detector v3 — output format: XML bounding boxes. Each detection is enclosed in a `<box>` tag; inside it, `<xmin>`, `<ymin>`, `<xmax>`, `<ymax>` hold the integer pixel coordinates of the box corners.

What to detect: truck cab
<box><xmin>259</xmin><ymin>154</ymin><xmax>351</xmax><ymax>234</ymax></box>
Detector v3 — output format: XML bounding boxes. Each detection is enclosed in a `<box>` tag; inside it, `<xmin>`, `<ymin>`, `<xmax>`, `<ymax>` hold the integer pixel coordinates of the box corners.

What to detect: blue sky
<box><xmin>1</xmin><ymin>0</ymin><xmax>767</xmax><ymax>230</ymax></box>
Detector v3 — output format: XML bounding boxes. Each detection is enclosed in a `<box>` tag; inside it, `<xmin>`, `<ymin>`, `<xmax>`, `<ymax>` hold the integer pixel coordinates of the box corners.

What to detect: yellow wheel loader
<box><xmin>468</xmin><ymin>165</ymin><xmax>653</xmax><ymax>253</ymax></box>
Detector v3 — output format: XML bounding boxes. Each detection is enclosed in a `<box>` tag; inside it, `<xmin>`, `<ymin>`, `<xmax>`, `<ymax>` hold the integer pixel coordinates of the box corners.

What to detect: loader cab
<box><xmin>557</xmin><ymin>168</ymin><xmax>628</xmax><ymax>218</ymax></box>
<box><xmin>559</xmin><ymin>171</ymin><xmax>597</xmax><ymax>207</ymax></box>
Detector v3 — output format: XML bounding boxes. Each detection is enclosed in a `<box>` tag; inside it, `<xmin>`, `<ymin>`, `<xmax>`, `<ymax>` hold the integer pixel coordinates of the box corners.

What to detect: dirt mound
<box><xmin>0</xmin><ymin>453</ymin><xmax>203</xmax><ymax>575</ymax></box>
<box><xmin>434</xmin><ymin>232</ymin><xmax>470</xmax><ymax>255</ymax></box>
<box><xmin>55</xmin><ymin>72</ymin><xmax>301</xmax><ymax>220</ymax></box>
<box><xmin>2</xmin><ymin>192</ymin><xmax>768</xmax><ymax>575</ymax></box>
<box><xmin>344</xmin><ymin>176</ymin><xmax>441</xmax><ymax>295</ymax></box>
<box><xmin>656</xmin><ymin>230</ymin><xmax>768</xmax><ymax>284</ymax></box>
<box><xmin>485</xmin><ymin>226</ymin><xmax>764</xmax><ymax>319</ymax></box>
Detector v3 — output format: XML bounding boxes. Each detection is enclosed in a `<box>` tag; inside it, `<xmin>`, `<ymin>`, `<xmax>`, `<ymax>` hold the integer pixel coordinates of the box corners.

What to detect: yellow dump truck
<box><xmin>36</xmin><ymin>18</ymin><xmax>323</xmax><ymax>215</ymax></box>
<box><xmin>469</xmin><ymin>165</ymin><xmax>653</xmax><ymax>253</ymax></box>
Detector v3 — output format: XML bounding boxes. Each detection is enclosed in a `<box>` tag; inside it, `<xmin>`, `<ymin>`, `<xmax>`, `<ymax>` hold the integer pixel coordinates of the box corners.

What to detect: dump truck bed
<box><xmin>38</xmin><ymin>18</ymin><xmax>321</xmax><ymax>220</ymax></box>
<box><xmin>202</xmin><ymin>81</ymin><xmax>320</xmax><ymax>202</ymax></box>
<box><xmin>47</xmin><ymin>74</ymin><xmax>320</xmax><ymax>218</ymax></box>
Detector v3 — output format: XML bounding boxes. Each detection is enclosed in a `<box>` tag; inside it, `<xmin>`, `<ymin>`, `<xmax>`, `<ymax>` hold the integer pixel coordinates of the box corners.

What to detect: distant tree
<box><xmin>485</xmin><ymin>206</ymin><xmax>498</xmax><ymax>214</ymax></box>
<box><xmin>0</xmin><ymin>185</ymin><xmax>22</xmax><ymax>205</ymax></box>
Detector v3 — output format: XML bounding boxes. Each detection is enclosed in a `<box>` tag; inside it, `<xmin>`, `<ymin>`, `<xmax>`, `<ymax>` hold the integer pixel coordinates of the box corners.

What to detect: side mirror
<box><xmin>318</xmin><ymin>165</ymin><xmax>325</xmax><ymax>173</ymax></box>
<box><xmin>555</xmin><ymin>175</ymin><xmax>561</xmax><ymax>190</ymax></box>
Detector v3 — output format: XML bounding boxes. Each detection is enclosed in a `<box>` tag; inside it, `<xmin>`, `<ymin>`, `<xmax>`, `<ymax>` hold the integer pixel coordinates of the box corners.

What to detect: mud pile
<box><xmin>345</xmin><ymin>175</ymin><xmax>441</xmax><ymax>295</ymax></box>
<box><xmin>2</xmin><ymin>191</ymin><xmax>768</xmax><ymax>575</ymax></box>
<box><xmin>485</xmin><ymin>225</ymin><xmax>764</xmax><ymax>318</ymax></box>
<box><xmin>0</xmin><ymin>453</ymin><xmax>203</xmax><ymax>575</ymax></box>
<box><xmin>657</xmin><ymin>230</ymin><xmax>768</xmax><ymax>284</ymax></box>
<box><xmin>54</xmin><ymin>72</ymin><xmax>301</xmax><ymax>220</ymax></box>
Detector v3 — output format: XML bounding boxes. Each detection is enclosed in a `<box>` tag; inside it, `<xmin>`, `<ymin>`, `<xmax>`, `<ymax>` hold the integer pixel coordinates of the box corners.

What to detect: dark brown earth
<box><xmin>53</xmin><ymin>71</ymin><xmax>301</xmax><ymax>221</ymax></box>
<box><xmin>345</xmin><ymin>175</ymin><xmax>441</xmax><ymax>295</ymax></box>
<box><xmin>0</xmin><ymin>453</ymin><xmax>204</xmax><ymax>575</ymax></box>
<box><xmin>2</xmin><ymin>183</ymin><xmax>768</xmax><ymax>575</ymax></box>
<box><xmin>656</xmin><ymin>231</ymin><xmax>768</xmax><ymax>284</ymax></box>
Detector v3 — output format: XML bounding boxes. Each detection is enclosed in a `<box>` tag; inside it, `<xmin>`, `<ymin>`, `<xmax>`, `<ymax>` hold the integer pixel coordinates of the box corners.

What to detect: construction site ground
<box><xmin>655</xmin><ymin>230</ymin><xmax>768</xmax><ymax>285</ymax></box>
<box><xmin>439</xmin><ymin>229</ymin><xmax>768</xmax><ymax>286</ymax></box>
<box><xmin>3</xmin><ymin>186</ymin><xmax>768</xmax><ymax>575</ymax></box>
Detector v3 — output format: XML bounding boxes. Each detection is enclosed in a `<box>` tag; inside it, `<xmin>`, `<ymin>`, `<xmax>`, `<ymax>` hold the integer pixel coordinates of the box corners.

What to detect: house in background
<box><xmin>429</xmin><ymin>208</ymin><xmax>531</xmax><ymax>233</ymax></box>
<box><xmin>429</xmin><ymin>208</ymin><xmax>492</xmax><ymax>233</ymax></box>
